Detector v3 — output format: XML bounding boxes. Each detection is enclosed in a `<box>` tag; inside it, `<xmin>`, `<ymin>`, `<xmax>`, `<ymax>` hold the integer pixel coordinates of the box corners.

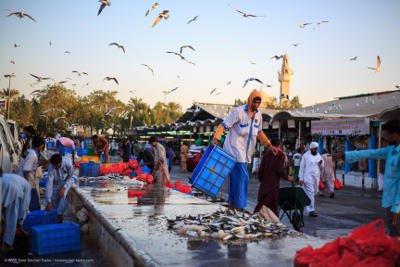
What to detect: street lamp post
<box><xmin>3</xmin><ymin>73</ymin><xmax>16</xmax><ymax>120</ymax></box>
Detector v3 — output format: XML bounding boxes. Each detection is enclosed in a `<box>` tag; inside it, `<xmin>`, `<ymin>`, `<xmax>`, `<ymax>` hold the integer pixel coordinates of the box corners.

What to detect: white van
<box><xmin>7</xmin><ymin>120</ymin><xmax>23</xmax><ymax>155</ymax></box>
<box><xmin>0</xmin><ymin>115</ymin><xmax>18</xmax><ymax>173</ymax></box>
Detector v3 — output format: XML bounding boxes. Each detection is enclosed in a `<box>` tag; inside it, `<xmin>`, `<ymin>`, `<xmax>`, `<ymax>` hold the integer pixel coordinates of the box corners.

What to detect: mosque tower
<box><xmin>278</xmin><ymin>54</ymin><xmax>293</xmax><ymax>107</ymax></box>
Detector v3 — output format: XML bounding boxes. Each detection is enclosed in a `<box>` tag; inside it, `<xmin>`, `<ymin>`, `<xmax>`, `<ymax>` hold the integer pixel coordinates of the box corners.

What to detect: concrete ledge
<box><xmin>67</xmin><ymin>186</ymin><xmax>160</xmax><ymax>267</ymax></box>
<box><xmin>336</xmin><ymin>170</ymin><xmax>377</xmax><ymax>190</ymax></box>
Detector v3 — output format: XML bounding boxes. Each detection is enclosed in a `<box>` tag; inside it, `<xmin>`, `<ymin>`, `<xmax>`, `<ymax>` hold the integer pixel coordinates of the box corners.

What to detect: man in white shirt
<box><xmin>18</xmin><ymin>136</ymin><xmax>45</xmax><ymax>211</ymax></box>
<box><xmin>299</xmin><ymin>142</ymin><xmax>324</xmax><ymax>217</ymax></box>
<box><xmin>293</xmin><ymin>148</ymin><xmax>302</xmax><ymax>181</ymax></box>
<box><xmin>45</xmin><ymin>154</ymin><xmax>74</xmax><ymax>223</ymax></box>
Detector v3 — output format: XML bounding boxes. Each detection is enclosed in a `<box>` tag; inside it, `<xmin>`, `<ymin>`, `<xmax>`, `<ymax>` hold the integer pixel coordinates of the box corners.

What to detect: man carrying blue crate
<box><xmin>45</xmin><ymin>154</ymin><xmax>74</xmax><ymax>223</ymax></box>
<box><xmin>212</xmin><ymin>89</ymin><xmax>277</xmax><ymax>210</ymax></box>
<box><xmin>0</xmin><ymin>168</ymin><xmax>31</xmax><ymax>252</ymax></box>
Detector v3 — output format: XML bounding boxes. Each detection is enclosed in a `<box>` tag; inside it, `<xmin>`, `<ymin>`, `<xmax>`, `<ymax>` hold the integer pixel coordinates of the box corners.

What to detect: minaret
<box><xmin>278</xmin><ymin>54</ymin><xmax>293</xmax><ymax>107</ymax></box>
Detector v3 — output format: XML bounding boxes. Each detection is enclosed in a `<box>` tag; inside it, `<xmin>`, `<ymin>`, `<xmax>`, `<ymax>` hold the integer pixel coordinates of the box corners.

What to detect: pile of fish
<box><xmin>168</xmin><ymin>208</ymin><xmax>295</xmax><ymax>242</ymax></box>
<box><xmin>79</xmin><ymin>174</ymin><xmax>145</xmax><ymax>192</ymax></box>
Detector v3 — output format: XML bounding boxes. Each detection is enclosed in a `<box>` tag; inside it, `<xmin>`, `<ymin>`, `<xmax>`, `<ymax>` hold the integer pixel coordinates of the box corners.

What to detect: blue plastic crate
<box><xmin>47</xmin><ymin>142</ymin><xmax>54</xmax><ymax>150</ymax></box>
<box><xmin>78</xmin><ymin>148</ymin><xmax>87</xmax><ymax>156</ymax></box>
<box><xmin>83</xmin><ymin>139</ymin><xmax>93</xmax><ymax>149</ymax></box>
<box><xmin>30</xmin><ymin>222</ymin><xmax>80</xmax><ymax>255</ymax></box>
<box><xmin>141</xmin><ymin>165</ymin><xmax>151</xmax><ymax>174</ymax></box>
<box><xmin>23</xmin><ymin>210</ymin><xmax>57</xmax><ymax>231</ymax></box>
<box><xmin>79</xmin><ymin>161</ymin><xmax>100</xmax><ymax>177</ymax></box>
<box><xmin>191</xmin><ymin>146</ymin><xmax>236</xmax><ymax>198</ymax></box>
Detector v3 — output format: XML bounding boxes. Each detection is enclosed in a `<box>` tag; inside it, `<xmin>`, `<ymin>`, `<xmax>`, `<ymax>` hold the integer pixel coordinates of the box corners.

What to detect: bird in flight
<box><xmin>179</xmin><ymin>45</ymin><xmax>195</xmax><ymax>54</ymax></box>
<box><xmin>105</xmin><ymin>107</ymin><xmax>120</xmax><ymax>116</ymax></box>
<box><xmin>168</xmin><ymin>87</ymin><xmax>178</xmax><ymax>94</ymax></box>
<box><xmin>226</xmin><ymin>81</ymin><xmax>232</xmax><ymax>85</ymax></box>
<box><xmin>31</xmin><ymin>89</ymin><xmax>46</xmax><ymax>95</ymax></box>
<box><xmin>72</xmin><ymin>70</ymin><xmax>88</xmax><ymax>76</ymax></box>
<box><xmin>292</xmin><ymin>43</ymin><xmax>300</xmax><ymax>47</ymax></box>
<box><xmin>42</xmin><ymin>108</ymin><xmax>66</xmax><ymax>114</ymax></box>
<box><xmin>210</xmin><ymin>88</ymin><xmax>217</xmax><ymax>95</ymax></box>
<box><xmin>242</xmin><ymin>78</ymin><xmax>263</xmax><ymax>88</ymax></box>
<box><xmin>98</xmin><ymin>0</ymin><xmax>111</xmax><ymax>16</ymax></box>
<box><xmin>54</xmin><ymin>81</ymin><xmax>67</xmax><ymax>86</ymax></box>
<box><xmin>184</xmin><ymin>58</ymin><xmax>195</xmax><ymax>65</ymax></box>
<box><xmin>152</xmin><ymin>10</ymin><xmax>169</xmax><ymax>27</ymax></box>
<box><xmin>349</xmin><ymin>56</ymin><xmax>358</xmax><ymax>61</ymax></box>
<box><xmin>299</xmin><ymin>23</ymin><xmax>312</xmax><ymax>28</ymax></box>
<box><xmin>6</xmin><ymin>9</ymin><xmax>36</xmax><ymax>22</ymax></box>
<box><xmin>49</xmin><ymin>40</ymin><xmax>52</xmax><ymax>46</ymax></box>
<box><xmin>54</xmin><ymin>116</ymin><xmax>66</xmax><ymax>124</ymax></box>
<box><xmin>166</xmin><ymin>51</ymin><xmax>185</xmax><ymax>60</ymax></box>
<box><xmin>271</xmin><ymin>55</ymin><xmax>283</xmax><ymax>60</ymax></box>
<box><xmin>64</xmin><ymin>50</ymin><xmax>71</xmax><ymax>54</ymax></box>
<box><xmin>249</xmin><ymin>60</ymin><xmax>256</xmax><ymax>65</ymax></box>
<box><xmin>82</xmin><ymin>82</ymin><xmax>89</xmax><ymax>88</ymax></box>
<box><xmin>14</xmin><ymin>44</ymin><xmax>20</xmax><ymax>48</ymax></box>
<box><xmin>314</xmin><ymin>20</ymin><xmax>329</xmax><ymax>29</ymax></box>
<box><xmin>367</xmin><ymin>56</ymin><xmax>381</xmax><ymax>72</ymax></box>
<box><xmin>265</xmin><ymin>84</ymin><xmax>272</xmax><ymax>87</ymax></box>
<box><xmin>228</xmin><ymin>4</ymin><xmax>264</xmax><ymax>17</ymax></box>
<box><xmin>187</xmin><ymin>15</ymin><xmax>199</xmax><ymax>24</ymax></box>
<box><xmin>395</xmin><ymin>85</ymin><xmax>400</xmax><ymax>89</ymax></box>
<box><xmin>103</xmin><ymin>76</ymin><xmax>119</xmax><ymax>85</ymax></box>
<box><xmin>30</xmin><ymin>74</ymin><xmax>51</xmax><ymax>82</ymax></box>
<box><xmin>141</xmin><ymin>64</ymin><xmax>154</xmax><ymax>76</ymax></box>
<box><xmin>145</xmin><ymin>2</ymin><xmax>159</xmax><ymax>16</ymax></box>
<box><xmin>10</xmin><ymin>60</ymin><xmax>15</xmax><ymax>64</ymax></box>
<box><xmin>109</xmin><ymin>42</ymin><xmax>125</xmax><ymax>53</ymax></box>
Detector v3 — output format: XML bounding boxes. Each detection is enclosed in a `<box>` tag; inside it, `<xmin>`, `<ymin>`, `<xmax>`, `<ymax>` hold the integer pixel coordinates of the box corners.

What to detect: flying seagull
<box><xmin>350</xmin><ymin>56</ymin><xmax>358</xmax><ymax>61</ymax></box>
<box><xmin>81</xmin><ymin>82</ymin><xmax>89</xmax><ymax>88</ymax></box>
<box><xmin>209</xmin><ymin>88</ymin><xmax>217</xmax><ymax>95</ymax></box>
<box><xmin>299</xmin><ymin>23</ymin><xmax>312</xmax><ymax>28</ymax></box>
<box><xmin>109</xmin><ymin>42</ymin><xmax>125</xmax><ymax>53</ymax></box>
<box><xmin>314</xmin><ymin>20</ymin><xmax>329</xmax><ymax>29</ymax></box>
<box><xmin>168</xmin><ymin>87</ymin><xmax>178</xmax><ymax>94</ymax></box>
<box><xmin>14</xmin><ymin>44</ymin><xmax>20</xmax><ymax>48</ymax></box>
<box><xmin>54</xmin><ymin>116</ymin><xmax>66</xmax><ymax>124</ymax></box>
<box><xmin>103</xmin><ymin>76</ymin><xmax>119</xmax><ymax>85</ymax></box>
<box><xmin>141</xmin><ymin>64</ymin><xmax>154</xmax><ymax>76</ymax></box>
<box><xmin>10</xmin><ymin>60</ymin><xmax>15</xmax><ymax>64</ymax></box>
<box><xmin>271</xmin><ymin>55</ymin><xmax>283</xmax><ymax>60</ymax></box>
<box><xmin>179</xmin><ymin>45</ymin><xmax>195</xmax><ymax>54</ymax></box>
<box><xmin>30</xmin><ymin>74</ymin><xmax>51</xmax><ymax>82</ymax></box>
<box><xmin>166</xmin><ymin>51</ymin><xmax>185</xmax><ymax>60</ymax></box>
<box><xmin>367</xmin><ymin>56</ymin><xmax>381</xmax><ymax>72</ymax></box>
<box><xmin>187</xmin><ymin>15</ymin><xmax>199</xmax><ymax>24</ymax></box>
<box><xmin>249</xmin><ymin>60</ymin><xmax>256</xmax><ymax>65</ymax></box>
<box><xmin>72</xmin><ymin>70</ymin><xmax>88</xmax><ymax>76</ymax></box>
<box><xmin>292</xmin><ymin>43</ymin><xmax>300</xmax><ymax>47</ymax></box>
<box><xmin>184</xmin><ymin>58</ymin><xmax>195</xmax><ymax>65</ymax></box>
<box><xmin>152</xmin><ymin>10</ymin><xmax>169</xmax><ymax>27</ymax></box>
<box><xmin>228</xmin><ymin>4</ymin><xmax>264</xmax><ymax>17</ymax></box>
<box><xmin>242</xmin><ymin>77</ymin><xmax>263</xmax><ymax>88</ymax></box>
<box><xmin>98</xmin><ymin>0</ymin><xmax>111</xmax><ymax>16</ymax></box>
<box><xmin>226</xmin><ymin>81</ymin><xmax>231</xmax><ymax>85</ymax></box>
<box><xmin>105</xmin><ymin>107</ymin><xmax>120</xmax><ymax>116</ymax></box>
<box><xmin>395</xmin><ymin>85</ymin><xmax>400</xmax><ymax>89</ymax></box>
<box><xmin>64</xmin><ymin>50</ymin><xmax>71</xmax><ymax>54</ymax></box>
<box><xmin>54</xmin><ymin>81</ymin><xmax>67</xmax><ymax>86</ymax></box>
<box><xmin>49</xmin><ymin>40</ymin><xmax>52</xmax><ymax>46</ymax></box>
<box><xmin>145</xmin><ymin>2</ymin><xmax>159</xmax><ymax>16</ymax></box>
<box><xmin>6</xmin><ymin>9</ymin><xmax>36</xmax><ymax>22</ymax></box>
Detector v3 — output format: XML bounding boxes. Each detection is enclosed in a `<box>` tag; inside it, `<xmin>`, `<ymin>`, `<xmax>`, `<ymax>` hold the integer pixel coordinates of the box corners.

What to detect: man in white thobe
<box><xmin>299</xmin><ymin>142</ymin><xmax>324</xmax><ymax>217</ymax></box>
<box><xmin>45</xmin><ymin>154</ymin><xmax>74</xmax><ymax>223</ymax></box>
<box><xmin>1</xmin><ymin>170</ymin><xmax>31</xmax><ymax>251</ymax></box>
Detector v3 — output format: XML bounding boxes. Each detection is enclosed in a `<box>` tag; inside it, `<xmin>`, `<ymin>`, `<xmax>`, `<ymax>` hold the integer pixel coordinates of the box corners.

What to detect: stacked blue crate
<box><xmin>191</xmin><ymin>146</ymin><xmax>236</xmax><ymax>198</ymax></box>
<box><xmin>23</xmin><ymin>210</ymin><xmax>57</xmax><ymax>231</ymax></box>
<box><xmin>30</xmin><ymin>222</ymin><xmax>81</xmax><ymax>255</ymax></box>
<box><xmin>79</xmin><ymin>161</ymin><xmax>100</xmax><ymax>177</ymax></box>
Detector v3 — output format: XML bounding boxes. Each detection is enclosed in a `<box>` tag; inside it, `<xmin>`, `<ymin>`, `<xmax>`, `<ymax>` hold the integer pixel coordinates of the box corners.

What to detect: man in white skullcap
<box><xmin>299</xmin><ymin>142</ymin><xmax>324</xmax><ymax>217</ymax></box>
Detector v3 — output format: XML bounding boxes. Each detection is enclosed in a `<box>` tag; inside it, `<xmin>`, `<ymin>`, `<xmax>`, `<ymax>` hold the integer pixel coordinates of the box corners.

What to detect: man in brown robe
<box><xmin>254</xmin><ymin>138</ymin><xmax>294</xmax><ymax>216</ymax></box>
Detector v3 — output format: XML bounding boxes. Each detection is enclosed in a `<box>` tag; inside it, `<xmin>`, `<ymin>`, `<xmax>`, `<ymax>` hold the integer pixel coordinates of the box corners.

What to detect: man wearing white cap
<box><xmin>299</xmin><ymin>142</ymin><xmax>324</xmax><ymax>217</ymax></box>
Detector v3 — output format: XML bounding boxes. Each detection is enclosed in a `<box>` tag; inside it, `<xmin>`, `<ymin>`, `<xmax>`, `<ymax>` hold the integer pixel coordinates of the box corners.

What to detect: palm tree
<box><xmin>0</xmin><ymin>88</ymin><xmax>20</xmax><ymax>120</ymax></box>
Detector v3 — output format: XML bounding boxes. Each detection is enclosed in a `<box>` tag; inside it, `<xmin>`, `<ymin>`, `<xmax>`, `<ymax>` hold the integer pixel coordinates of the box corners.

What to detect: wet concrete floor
<box><xmin>78</xmin><ymin>181</ymin><xmax>326</xmax><ymax>266</ymax></box>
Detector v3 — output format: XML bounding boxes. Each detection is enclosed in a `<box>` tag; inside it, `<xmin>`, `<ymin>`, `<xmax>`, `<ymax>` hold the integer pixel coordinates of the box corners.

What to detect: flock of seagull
<box><xmin>4</xmin><ymin>1</ymin><xmax>396</xmax><ymax>120</ymax></box>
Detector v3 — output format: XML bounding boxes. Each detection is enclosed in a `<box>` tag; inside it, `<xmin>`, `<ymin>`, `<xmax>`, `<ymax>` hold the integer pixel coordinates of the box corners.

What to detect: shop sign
<box><xmin>262</xmin><ymin>121</ymin><xmax>269</xmax><ymax>129</ymax></box>
<box><xmin>287</xmin><ymin>120</ymin><xmax>295</xmax><ymax>128</ymax></box>
<box><xmin>311</xmin><ymin>117</ymin><xmax>370</xmax><ymax>136</ymax></box>
<box><xmin>272</xmin><ymin>121</ymin><xmax>279</xmax><ymax>129</ymax></box>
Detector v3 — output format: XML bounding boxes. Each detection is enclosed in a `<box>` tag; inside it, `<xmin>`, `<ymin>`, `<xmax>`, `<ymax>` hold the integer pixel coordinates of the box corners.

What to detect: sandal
<box><xmin>309</xmin><ymin>211</ymin><xmax>318</xmax><ymax>217</ymax></box>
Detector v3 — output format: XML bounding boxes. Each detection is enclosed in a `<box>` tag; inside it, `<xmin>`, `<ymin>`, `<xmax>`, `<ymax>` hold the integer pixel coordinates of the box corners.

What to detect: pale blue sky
<box><xmin>1</xmin><ymin>0</ymin><xmax>399</xmax><ymax>110</ymax></box>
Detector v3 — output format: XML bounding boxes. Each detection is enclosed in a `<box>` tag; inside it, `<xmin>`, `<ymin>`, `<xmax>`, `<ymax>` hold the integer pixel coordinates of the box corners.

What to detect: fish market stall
<box><xmin>67</xmin><ymin>175</ymin><xmax>328</xmax><ymax>267</ymax></box>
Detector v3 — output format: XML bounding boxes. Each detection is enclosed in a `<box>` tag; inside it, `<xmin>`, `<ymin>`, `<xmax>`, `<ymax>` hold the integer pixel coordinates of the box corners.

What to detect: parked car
<box><xmin>186</xmin><ymin>149</ymin><xmax>202</xmax><ymax>172</ymax></box>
